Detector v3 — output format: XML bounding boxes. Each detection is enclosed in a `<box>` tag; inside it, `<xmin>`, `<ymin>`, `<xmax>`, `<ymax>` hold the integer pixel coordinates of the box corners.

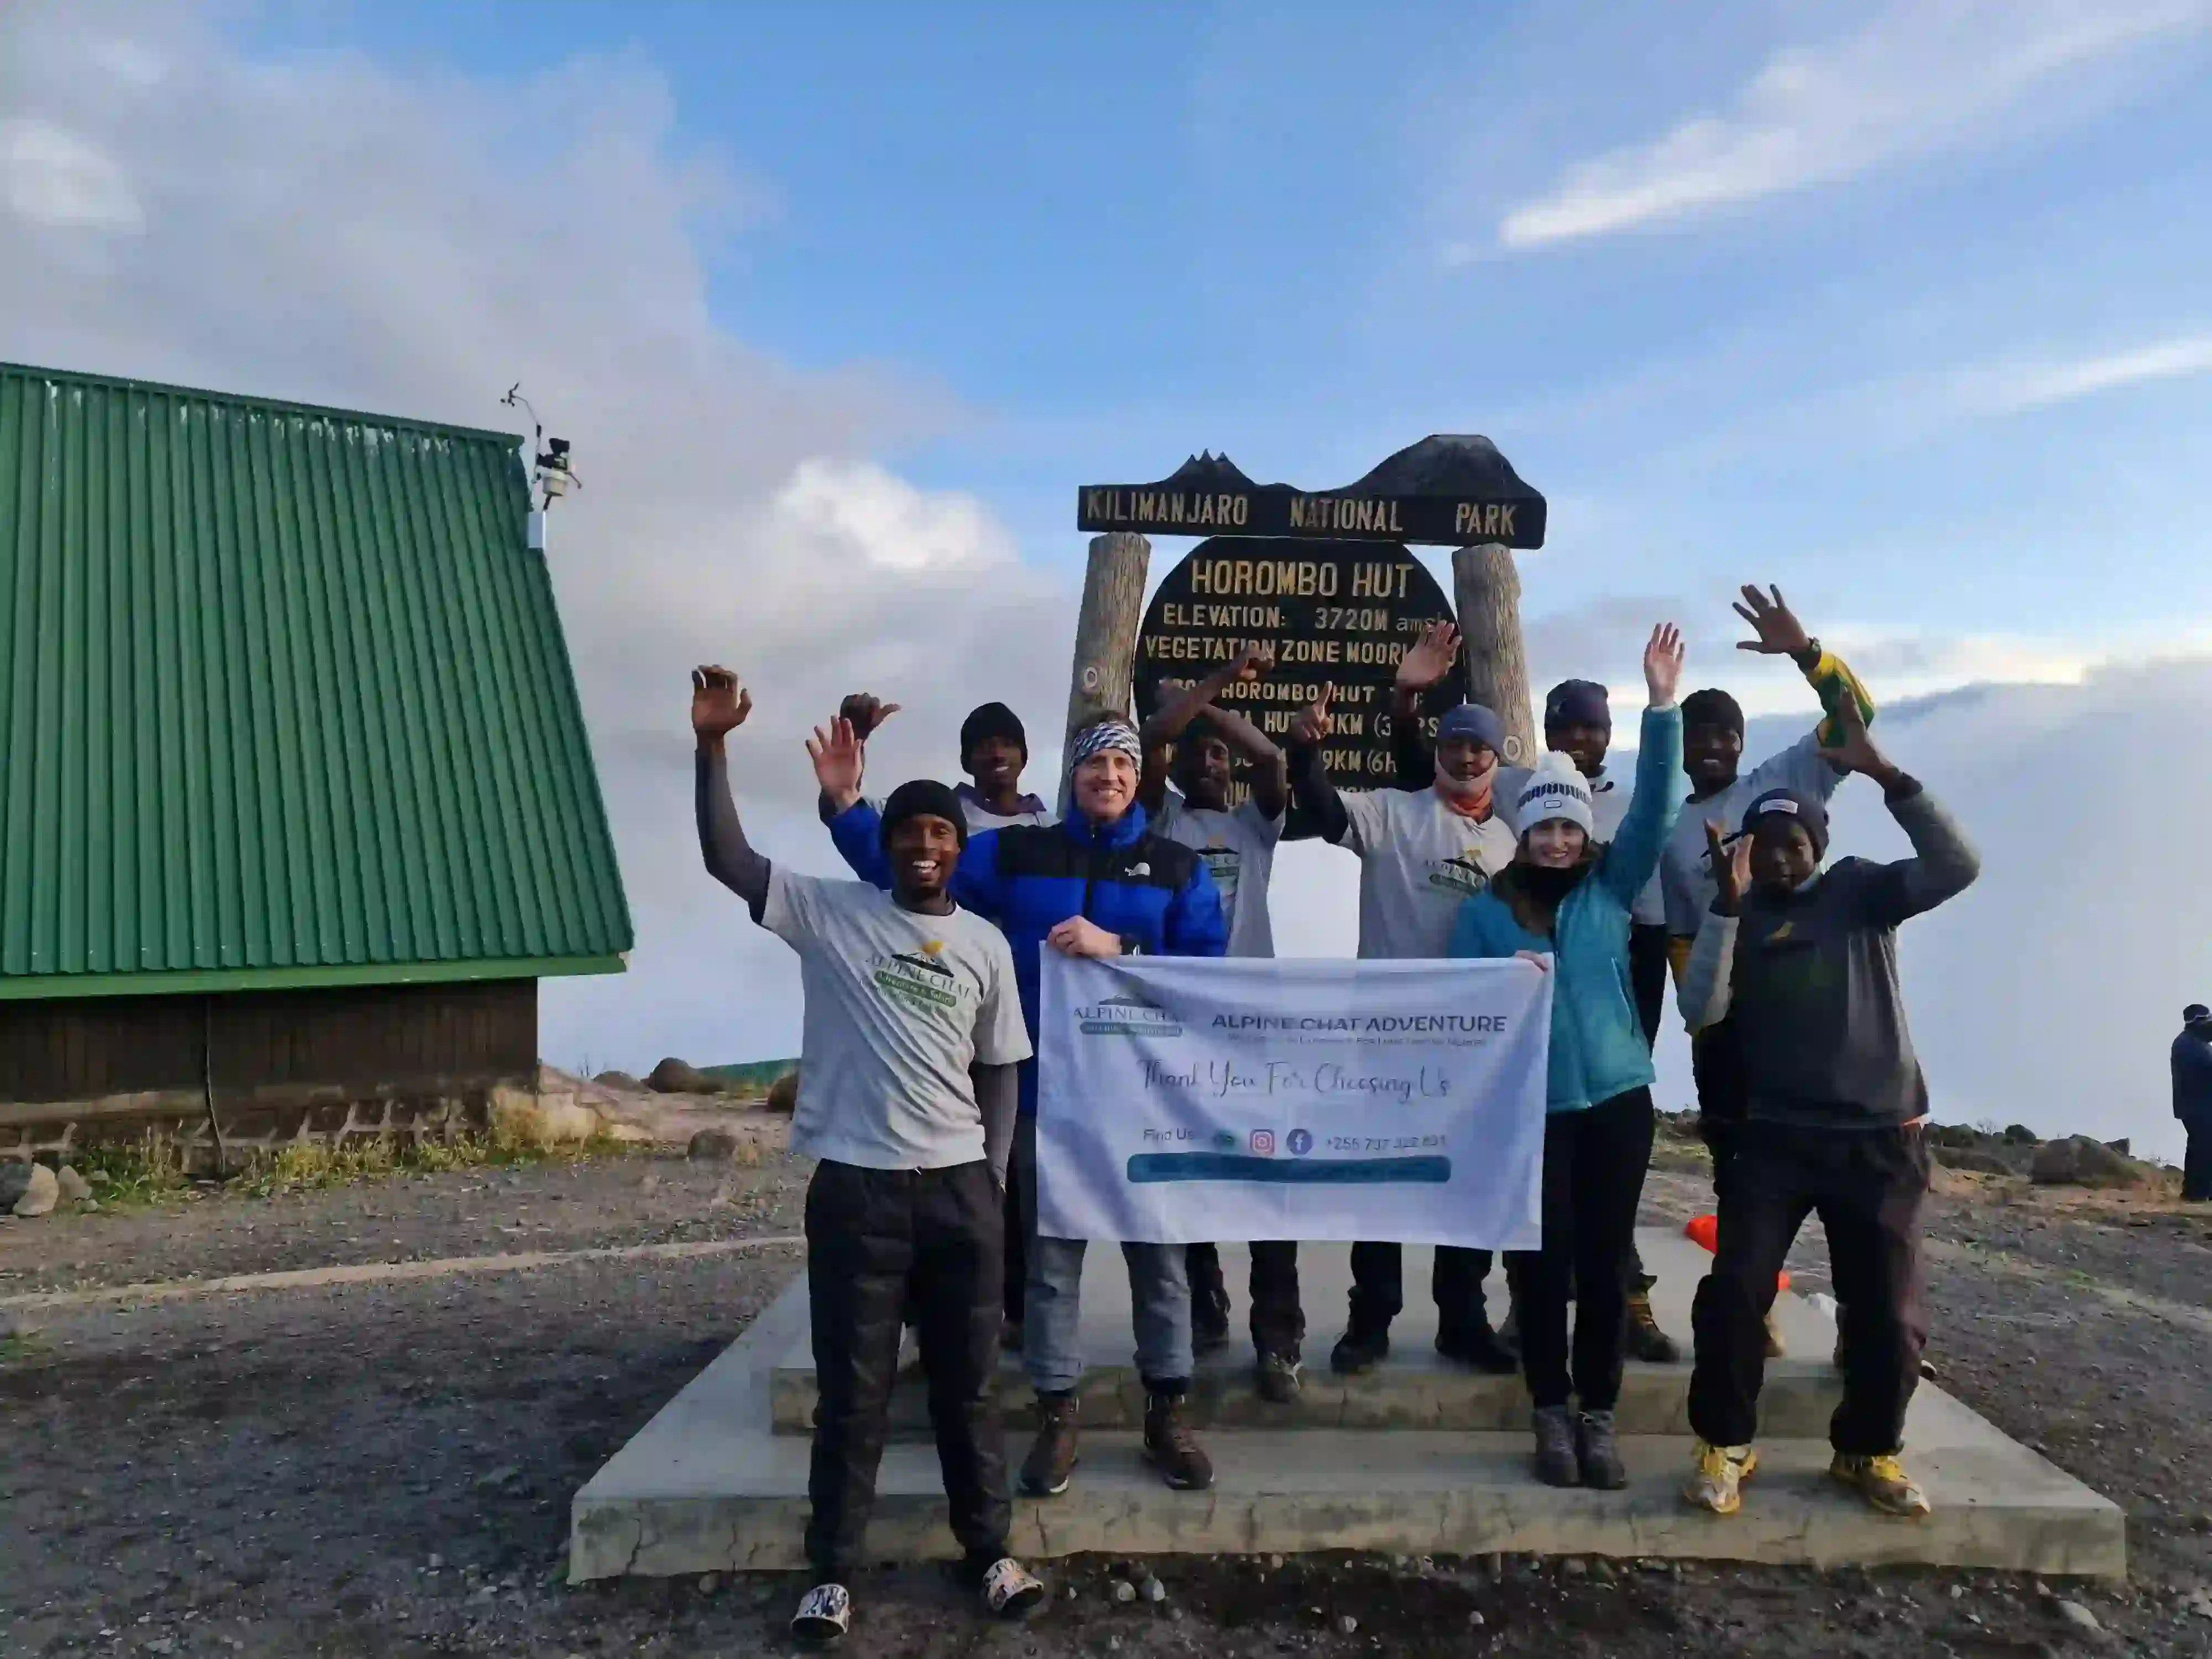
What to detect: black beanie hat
<box><xmin>959</xmin><ymin>702</ymin><xmax>1026</xmax><ymax>765</ymax></box>
<box><xmin>880</xmin><ymin>780</ymin><xmax>968</xmax><ymax>848</ymax></box>
<box><xmin>1682</xmin><ymin>687</ymin><xmax>1746</xmax><ymax>737</ymax></box>
<box><xmin>1743</xmin><ymin>785</ymin><xmax>1828</xmax><ymax>858</ymax></box>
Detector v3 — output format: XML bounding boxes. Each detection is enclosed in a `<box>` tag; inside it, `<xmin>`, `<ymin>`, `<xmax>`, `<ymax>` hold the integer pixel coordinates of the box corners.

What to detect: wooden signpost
<box><xmin>1065</xmin><ymin>435</ymin><xmax>1548</xmax><ymax>779</ymax></box>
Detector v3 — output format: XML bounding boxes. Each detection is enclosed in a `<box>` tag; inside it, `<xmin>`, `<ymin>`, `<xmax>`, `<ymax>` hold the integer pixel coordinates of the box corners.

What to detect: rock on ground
<box><xmin>765</xmin><ymin>1072</ymin><xmax>799</xmax><ymax>1114</ymax></box>
<box><xmin>648</xmin><ymin>1057</ymin><xmax>723</xmax><ymax>1095</ymax></box>
<box><xmin>2030</xmin><ymin>1135</ymin><xmax>2150</xmax><ymax>1190</ymax></box>
<box><xmin>686</xmin><ymin>1129</ymin><xmax>741</xmax><ymax>1162</ymax></box>
<box><xmin>55</xmin><ymin>1164</ymin><xmax>92</xmax><ymax>1202</ymax></box>
<box><xmin>593</xmin><ymin>1070</ymin><xmax>645</xmax><ymax>1092</ymax></box>
<box><xmin>9</xmin><ymin>1161</ymin><xmax>59</xmax><ymax>1218</ymax></box>
<box><xmin>0</xmin><ymin>1161</ymin><xmax>35</xmax><ymax>1212</ymax></box>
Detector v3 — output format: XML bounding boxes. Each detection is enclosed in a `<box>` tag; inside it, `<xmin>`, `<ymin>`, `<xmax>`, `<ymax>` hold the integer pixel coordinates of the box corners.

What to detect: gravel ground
<box><xmin>6</xmin><ymin>1144</ymin><xmax>2212</xmax><ymax>1656</ymax></box>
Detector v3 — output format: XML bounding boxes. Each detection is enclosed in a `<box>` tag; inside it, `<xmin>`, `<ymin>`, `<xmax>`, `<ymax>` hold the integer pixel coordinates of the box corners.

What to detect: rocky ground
<box><xmin>7</xmin><ymin>1129</ymin><xmax>2212</xmax><ymax>1657</ymax></box>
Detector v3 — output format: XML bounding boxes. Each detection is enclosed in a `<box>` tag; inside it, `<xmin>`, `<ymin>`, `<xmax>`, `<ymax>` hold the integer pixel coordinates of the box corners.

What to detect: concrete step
<box><xmin>571</xmin><ymin>1233</ymin><xmax>2125</xmax><ymax>1582</ymax></box>
<box><xmin>768</xmin><ymin>1234</ymin><xmax>1846</xmax><ymax>1437</ymax></box>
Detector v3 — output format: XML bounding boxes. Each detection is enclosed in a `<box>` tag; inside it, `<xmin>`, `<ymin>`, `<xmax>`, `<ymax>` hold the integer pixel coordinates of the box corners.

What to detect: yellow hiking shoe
<box><xmin>1683</xmin><ymin>1439</ymin><xmax>1758</xmax><ymax>1516</ymax></box>
<box><xmin>1830</xmin><ymin>1453</ymin><xmax>1932</xmax><ymax>1517</ymax></box>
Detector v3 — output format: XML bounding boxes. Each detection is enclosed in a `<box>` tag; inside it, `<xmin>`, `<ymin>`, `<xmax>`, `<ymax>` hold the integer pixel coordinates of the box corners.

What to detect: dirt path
<box><xmin>7</xmin><ymin>1147</ymin><xmax>2212</xmax><ymax>1656</ymax></box>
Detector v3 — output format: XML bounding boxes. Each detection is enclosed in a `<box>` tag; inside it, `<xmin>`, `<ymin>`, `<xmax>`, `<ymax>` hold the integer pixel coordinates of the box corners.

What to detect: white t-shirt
<box><xmin>1338</xmin><ymin>787</ymin><xmax>1519</xmax><ymax>959</ymax></box>
<box><xmin>1152</xmin><ymin>795</ymin><xmax>1284</xmax><ymax>958</ymax></box>
<box><xmin>957</xmin><ymin>784</ymin><xmax>1054</xmax><ymax>832</ymax></box>
<box><xmin>760</xmin><ymin>868</ymin><xmax>1032</xmax><ymax>1170</ymax></box>
<box><xmin>1658</xmin><ymin>732</ymin><xmax>1844</xmax><ymax>936</ymax></box>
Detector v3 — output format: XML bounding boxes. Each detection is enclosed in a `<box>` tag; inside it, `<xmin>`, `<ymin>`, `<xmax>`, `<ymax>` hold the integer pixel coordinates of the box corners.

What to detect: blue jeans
<box><xmin>1016</xmin><ymin>1115</ymin><xmax>1194</xmax><ymax>1395</ymax></box>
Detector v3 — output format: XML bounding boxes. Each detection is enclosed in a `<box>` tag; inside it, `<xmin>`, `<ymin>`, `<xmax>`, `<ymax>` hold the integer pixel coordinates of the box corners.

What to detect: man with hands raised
<box><xmin>690</xmin><ymin>667</ymin><xmax>1046</xmax><ymax>1645</ymax></box>
<box><xmin>818</xmin><ymin>707</ymin><xmax>1229</xmax><ymax>1500</ymax></box>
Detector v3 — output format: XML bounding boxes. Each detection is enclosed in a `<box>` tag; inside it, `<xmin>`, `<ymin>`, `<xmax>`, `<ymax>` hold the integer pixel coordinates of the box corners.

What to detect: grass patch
<box><xmin>65</xmin><ymin>1121</ymin><xmax>633</xmax><ymax>1208</ymax></box>
<box><xmin>0</xmin><ymin>1329</ymin><xmax>47</xmax><ymax>1364</ymax></box>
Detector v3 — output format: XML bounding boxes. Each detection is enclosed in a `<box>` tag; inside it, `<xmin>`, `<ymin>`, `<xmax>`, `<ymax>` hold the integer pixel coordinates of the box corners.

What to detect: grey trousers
<box><xmin>1017</xmin><ymin>1115</ymin><xmax>1194</xmax><ymax>1395</ymax></box>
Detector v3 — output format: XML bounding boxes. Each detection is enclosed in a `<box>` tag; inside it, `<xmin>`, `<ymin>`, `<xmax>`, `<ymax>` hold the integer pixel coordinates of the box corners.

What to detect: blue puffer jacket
<box><xmin>827</xmin><ymin>799</ymin><xmax>1228</xmax><ymax>1113</ymax></box>
<box><xmin>1449</xmin><ymin>706</ymin><xmax>1683</xmax><ymax>1114</ymax></box>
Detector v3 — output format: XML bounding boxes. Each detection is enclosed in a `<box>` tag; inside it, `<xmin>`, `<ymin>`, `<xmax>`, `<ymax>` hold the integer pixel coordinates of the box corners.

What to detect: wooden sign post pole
<box><xmin>1060</xmin><ymin>531</ymin><xmax>1151</xmax><ymax>801</ymax></box>
<box><xmin>1452</xmin><ymin>541</ymin><xmax>1536</xmax><ymax>768</ymax></box>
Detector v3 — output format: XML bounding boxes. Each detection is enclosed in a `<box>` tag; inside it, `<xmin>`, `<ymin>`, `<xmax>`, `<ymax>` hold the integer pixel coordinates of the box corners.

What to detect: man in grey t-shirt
<box><xmin>691</xmin><ymin>666</ymin><xmax>1046</xmax><ymax>1641</ymax></box>
<box><xmin>1139</xmin><ymin>648</ymin><xmax>1304</xmax><ymax>1399</ymax></box>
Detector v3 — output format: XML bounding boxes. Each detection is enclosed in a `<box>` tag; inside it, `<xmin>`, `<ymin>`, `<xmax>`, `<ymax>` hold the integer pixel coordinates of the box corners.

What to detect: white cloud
<box><xmin>1493</xmin><ymin>0</ymin><xmax>2212</xmax><ymax>252</ymax></box>
<box><xmin>0</xmin><ymin>3</ymin><xmax>1076</xmax><ymax>1073</ymax></box>
<box><xmin>2</xmin><ymin>117</ymin><xmax>143</xmax><ymax>229</ymax></box>
<box><xmin>1948</xmin><ymin>330</ymin><xmax>2212</xmax><ymax>416</ymax></box>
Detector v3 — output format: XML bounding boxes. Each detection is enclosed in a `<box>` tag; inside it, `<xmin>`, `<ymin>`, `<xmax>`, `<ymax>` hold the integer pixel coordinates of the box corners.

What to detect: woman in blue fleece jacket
<box><xmin>1449</xmin><ymin>623</ymin><xmax>1685</xmax><ymax>1491</ymax></box>
<box><xmin>816</xmin><ymin>713</ymin><xmax>1227</xmax><ymax>1504</ymax></box>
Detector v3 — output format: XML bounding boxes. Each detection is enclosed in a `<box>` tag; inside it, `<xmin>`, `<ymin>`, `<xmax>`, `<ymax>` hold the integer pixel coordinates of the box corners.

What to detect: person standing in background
<box><xmin>1138</xmin><ymin>645</ymin><xmax>1305</xmax><ymax>1401</ymax></box>
<box><xmin>2175</xmin><ymin>1005</ymin><xmax>2212</xmax><ymax>1202</ymax></box>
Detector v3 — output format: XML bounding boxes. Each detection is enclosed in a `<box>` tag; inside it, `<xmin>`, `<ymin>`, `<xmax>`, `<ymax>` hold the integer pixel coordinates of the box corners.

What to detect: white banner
<box><xmin>1035</xmin><ymin>954</ymin><xmax>1552</xmax><ymax>1249</ymax></box>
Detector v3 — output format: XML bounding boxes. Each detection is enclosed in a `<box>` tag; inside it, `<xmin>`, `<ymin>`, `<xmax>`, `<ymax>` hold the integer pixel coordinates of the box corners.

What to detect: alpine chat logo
<box><xmin>1249</xmin><ymin>1129</ymin><xmax>1276</xmax><ymax>1157</ymax></box>
<box><xmin>1075</xmin><ymin>993</ymin><xmax>1183</xmax><ymax>1037</ymax></box>
<box><xmin>1286</xmin><ymin>1129</ymin><xmax>1313</xmax><ymax>1157</ymax></box>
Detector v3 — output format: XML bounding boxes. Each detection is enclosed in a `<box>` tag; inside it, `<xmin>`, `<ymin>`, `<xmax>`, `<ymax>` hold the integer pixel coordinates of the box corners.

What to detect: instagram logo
<box><xmin>1249</xmin><ymin>1130</ymin><xmax>1276</xmax><ymax>1156</ymax></box>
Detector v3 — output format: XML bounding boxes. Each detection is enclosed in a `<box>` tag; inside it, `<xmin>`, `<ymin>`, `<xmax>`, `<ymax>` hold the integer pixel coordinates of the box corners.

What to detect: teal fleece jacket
<box><xmin>1448</xmin><ymin>705</ymin><xmax>1683</xmax><ymax>1113</ymax></box>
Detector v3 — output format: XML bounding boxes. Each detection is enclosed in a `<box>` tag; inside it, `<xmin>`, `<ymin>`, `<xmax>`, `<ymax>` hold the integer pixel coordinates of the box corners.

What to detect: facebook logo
<box><xmin>1286</xmin><ymin>1129</ymin><xmax>1313</xmax><ymax>1157</ymax></box>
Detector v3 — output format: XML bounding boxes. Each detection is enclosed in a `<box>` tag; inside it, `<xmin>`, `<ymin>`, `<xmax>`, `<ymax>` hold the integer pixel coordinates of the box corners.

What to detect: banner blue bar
<box><xmin>1125</xmin><ymin>1154</ymin><xmax>1453</xmax><ymax>1186</ymax></box>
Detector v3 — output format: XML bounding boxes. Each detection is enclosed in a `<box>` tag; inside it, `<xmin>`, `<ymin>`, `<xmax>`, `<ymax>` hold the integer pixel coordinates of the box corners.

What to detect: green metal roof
<box><xmin>0</xmin><ymin>362</ymin><xmax>632</xmax><ymax>1000</ymax></box>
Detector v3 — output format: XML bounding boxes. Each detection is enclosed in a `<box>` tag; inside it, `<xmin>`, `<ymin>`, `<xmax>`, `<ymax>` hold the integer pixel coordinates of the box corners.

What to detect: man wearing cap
<box><xmin>820</xmin><ymin>709</ymin><xmax>1229</xmax><ymax>1500</ymax></box>
<box><xmin>1287</xmin><ymin>684</ymin><xmax>1521</xmax><ymax>1376</ymax></box>
<box><xmin>2175</xmin><ymin>1005</ymin><xmax>2212</xmax><ymax>1202</ymax></box>
<box><xmin>690</xmin><ymin>666</ymin><xmax>1047</xmax><ymax>1642</ymax></box>
<box><xmin>1674</xmin><ymin>697</ymin><xmax>1979</xmax><ymax>1521</ymax></box>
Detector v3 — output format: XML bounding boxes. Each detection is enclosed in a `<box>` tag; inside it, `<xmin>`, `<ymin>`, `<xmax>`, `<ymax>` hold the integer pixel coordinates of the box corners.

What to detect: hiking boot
<box><xmin>978</xmin><ymin>1557</ymin><xmax>1047</xmax><ymax>1620</ymax></box>
<box><xmin>1142</xmin><ymin>1392</ymin><xmax>1214</xmax><ymax>1490</ymax></box>
<box><xmin>1625</xmin><ymin>1289</ymin><xmax>1683</xmax><ymax>1364</ymax></box>
<box><xmin>1192</xmin><ymin>1315</ymin><xmax>1232</xmax><ymax>1358</ymax></box>
<box><xmin>1255</xmin><ymin>1349</ymin><xmax>1302</xmax><ymax>1404</ymax></box>
<box><xmin>790</xmin><ymin>1582</ymin><xmax>852</xmax><ymax>1645</ymax></box>
<box><xmin>1331</xmin><ymin>1321</ymin><xmax>1391</xmax><ymax>1375</ymax></box>
<box><xmin>1764</xmin><ymin>1309</ymin><xmax>1787</xmax><ymax>1359</ymax></box>
<box><xmin>1019</xmin><ymin>1394</ymin><xmax>1079</xmax><ymax>1496</ymax></box>
<box><xmin>1435</xmin><ymin>1316</ymin><xmax>1520</xmax><ymax>1376</ymax></box>
<box><xmin>1577</xmin><ymin>1408</ymin><xmax>1627</xmax><ymax>1490</ymax></box>
<box><xmin>1531</xmin><ymin>1405</ymin><xmax>1580</xmax><ymax>1487</ymax></box>
<box><xmin>1829</xmin><ymin>1452</ymin><xmax>1932</xmax><ymax>1518</ymax></box>
<box><xmin>1683</xmin><ymin>1439</ymin><xmax>1757</xmax><ymax>1516</ymax></box>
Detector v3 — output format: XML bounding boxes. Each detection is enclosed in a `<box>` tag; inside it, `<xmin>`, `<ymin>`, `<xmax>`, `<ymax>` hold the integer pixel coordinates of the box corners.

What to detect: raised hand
<box><xmin>807</xmin><ymin>716</ymin><xmax>866</xmax><ymax>808</ymax></box>
<box><xmin>1733</xmin><ymin>584</ymin><xmax>1813</xmax><ymax>657</ymax></box>
<box><xmin>837</xmin><ymin>691</ymin><xmax>902</xmax><ymax>741</ymax></box>
<box><xmin>1642</xmin><ymin>623</ymin><xmax>1686</xmax><ymax>707</ymax></box>
<box><xmin>1290</xmin><ymin>684</ymin><xmax>1337</xmax><ymax>746</ymax></box>
<box><xmin>1705</xmin><ymin>819</ymin><xmax>1753</xmax><ymax>913</ymax></box>
<box><xmin>1814</xmin><ymin>693</ymin><xmax>1895</xmax><ymax>782</ymax></box>
<box><xmin>1394</xmin><ymin>621</ymin><xmax>1462</xmax><ymax>692</ymax></box>
<box><xmin>691</xmin><ymin>665</ymin><xmax>753</xmax><ymax>744</ymax></box>
<box><xmin>1231</xmin><ymin>642</ymin><xmax>1277</xmax><ymax>682</ymax></box>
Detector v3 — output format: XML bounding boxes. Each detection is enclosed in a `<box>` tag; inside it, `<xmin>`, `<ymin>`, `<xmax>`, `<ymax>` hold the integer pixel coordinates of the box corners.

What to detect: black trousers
<box><xmin>804</xmin><ymin>1158</ymin><xmax>1009</xmax><ymax>1578</ymax></box>
<box><xmin>1629</xmin><ymin>923</ymin><xmax>1670</xmax><ymax>1053</ymax></box>
<box><xmin>1001</xmin><ymin>1149</ymin><xmax>1027</xmax><ymax>1322</ymax></box>
<box><xmin>1348</xmin><ymin>1242</ymin><xmax>1495</xmax><ymax>1336</ymax></box>
<box><xmin>2184</xmin><ymin>1115</ymin><xmax>2212</xmax><ymax>1202</ymax></box>
<box><xmin>1688</xmin><ymin>1121</ymin><xmax>1931</xmax><ymax>1455</ymax></box>
<box><xmin>1186</xmin><ymin>1241</ymin><xmax>1306</xmax><ymax>1358</ymax></box>
<box><xmin>1506</xmin><ymin>1088</ymin><xmax>1655</xmax><ymax>1411</ymax></box>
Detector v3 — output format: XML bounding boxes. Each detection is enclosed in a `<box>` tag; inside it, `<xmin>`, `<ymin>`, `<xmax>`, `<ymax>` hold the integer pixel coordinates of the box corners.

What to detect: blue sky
<box><xmin>244</xmin><ymin>0</ymin><xmax>2212</xmax><ymax>663</ymax></box>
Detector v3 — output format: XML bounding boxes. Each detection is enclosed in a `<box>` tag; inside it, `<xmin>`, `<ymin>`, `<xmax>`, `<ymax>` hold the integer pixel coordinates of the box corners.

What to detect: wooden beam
<box><xmin>1060</xmin><ymin>531</ymin><xmax>1151</xmax><ymax>801</ymax></box>
<box><xmin>1452</xmin><ymin>542</ymin><xmax>1537</xmax><ymax>768</ymax></box>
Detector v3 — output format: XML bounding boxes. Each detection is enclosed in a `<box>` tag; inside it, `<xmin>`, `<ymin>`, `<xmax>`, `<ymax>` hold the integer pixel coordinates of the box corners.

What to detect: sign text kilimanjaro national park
<box><xmin>1076</xmin><ymin>435</ymin><xmax>1549</xmax><ymax>550</ymax></box>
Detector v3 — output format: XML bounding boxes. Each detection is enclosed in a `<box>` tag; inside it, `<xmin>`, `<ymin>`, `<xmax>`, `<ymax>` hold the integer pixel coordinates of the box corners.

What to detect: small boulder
<box><xmin>765</xmin><ymin>1072</ymin><xmax>800</xmax><ymax>1114</ymax></box>
<box><xmin>1934</xmin><ymin>1145</ymin><xmax>2014</xmax><ymax>1176</ymax></box>
<box><xmin>0</xmin><ymin>1162</ymin><xmax>35</xmax><ymax>1212</ymax></box>
<box><xmin>593</xmin><ymin>1070</ymin><xmax>645</xmax><ymax>1092</ymax></box>
<box><xmin>2104</xmin><ymin>1137</ymin><xmax>2131</xmax><ymax>1156</ymax></box>
<box><xmin>11</xmin><ymin>1162</ymin><xmax>60</xmax><ymax>1219</ymax></box>
<box><xmin>687</xmin><ymin>1128</ymin><xmax>742</xmax><ymax>1162</ymax></box>
<box><xmin>2003</xmin><ymin>1123</ymin><xmax>2039</xmax><ymax>1145</ymax></box>
<box><xmin>2031</xmin><ymin>1135</ymin><xmax>2146</xmax><ymax>1190</ymax></box>
<box><xmin>55</xmin><ymin>1165</ymin><xmax>92</xmax><ymax>1203</ymax></box>
<box><xmin>648</xmin><ymin>1057</ymin><xmax>722</xmax><ymax>1095</ymax></box>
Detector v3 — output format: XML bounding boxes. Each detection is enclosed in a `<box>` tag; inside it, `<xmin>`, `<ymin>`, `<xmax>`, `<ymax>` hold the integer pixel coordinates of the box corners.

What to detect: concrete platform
<box><xmin>768</xmin><ymin>1233</ymin><xmax>1844</xmax><ymax>1437</ymax></box>
<box><xmin>570</xmin><ymin>1233</ymin><xmax>2125</xmax><ymax>1582</ymax></box>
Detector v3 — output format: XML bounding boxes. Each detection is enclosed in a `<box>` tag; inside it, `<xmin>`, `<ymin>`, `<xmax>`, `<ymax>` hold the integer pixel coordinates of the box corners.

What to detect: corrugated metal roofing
<box><xmin>0</xmin><ymin>361</ymin><xmax>632</xmax><ymax>999</ymax></box>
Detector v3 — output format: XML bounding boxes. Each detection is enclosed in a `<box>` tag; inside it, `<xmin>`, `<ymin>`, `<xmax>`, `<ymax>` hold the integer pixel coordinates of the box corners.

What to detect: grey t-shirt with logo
<box><xmin>1339</xmin><ymin>786</ymin><xmax>1519</xmax><ymax>959</ymax></box>
<box><xmin>761</xmin><ymin>867</ymin><xmax>1033</xmax><ymax>1170</ymax></box>
<box><xmin>1152</xmin><ymin>795</ymin><xmax>1284</xmax><ymax>959</ymax></box>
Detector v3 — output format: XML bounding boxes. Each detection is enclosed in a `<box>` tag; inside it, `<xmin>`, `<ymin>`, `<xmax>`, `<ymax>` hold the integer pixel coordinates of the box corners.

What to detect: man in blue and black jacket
<box><xmin>817</xmin><ymin>711</ymin><xmax>1229</xmax><ymax>1500</ymax></box>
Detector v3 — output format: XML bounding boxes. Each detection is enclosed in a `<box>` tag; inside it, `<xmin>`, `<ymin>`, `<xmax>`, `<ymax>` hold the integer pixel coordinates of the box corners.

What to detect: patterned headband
<box><xmin>1070</xmin><ymin>722</ymin><xmax>1143</xmax><ymax>767</ymax></box>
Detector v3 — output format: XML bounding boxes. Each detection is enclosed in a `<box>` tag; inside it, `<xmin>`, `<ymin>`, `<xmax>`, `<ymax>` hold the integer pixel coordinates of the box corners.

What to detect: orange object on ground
<box><xmin>1683</xmin><ymin>1213</ymin><xmax>1790</xmax><ymax>1292</ymax></box>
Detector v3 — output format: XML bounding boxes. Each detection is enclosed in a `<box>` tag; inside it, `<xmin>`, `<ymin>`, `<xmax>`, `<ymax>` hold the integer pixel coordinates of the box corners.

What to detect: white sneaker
<box><xmin>981</xmin><ymin>1556</ymin><xmax>1047</xmax><ymax>1620</ymax></box>
<box><xmin>791</xmin><ymin>1582</ymin><xmax>852</xmax><ymax>1644</ymax></box>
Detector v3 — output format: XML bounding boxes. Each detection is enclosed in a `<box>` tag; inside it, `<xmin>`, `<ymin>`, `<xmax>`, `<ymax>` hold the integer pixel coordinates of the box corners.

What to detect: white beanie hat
<box><xmin>1515</xmin><ymin>750</ymin><xmax>1595</xmax><ymax>837</ymax></box>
